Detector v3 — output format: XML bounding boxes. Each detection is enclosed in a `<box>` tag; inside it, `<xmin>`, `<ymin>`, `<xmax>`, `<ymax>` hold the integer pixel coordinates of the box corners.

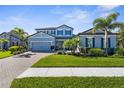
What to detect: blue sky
<box><xmin>0</xmin><ymin>5</ymin><xmax>124</xmax><ymax>35</ymax></box>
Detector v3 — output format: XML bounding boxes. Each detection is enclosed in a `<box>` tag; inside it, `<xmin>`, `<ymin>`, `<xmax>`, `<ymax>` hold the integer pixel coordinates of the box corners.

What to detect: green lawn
<box><xmin>32</xmin><ymin>54</ymin><xmax>124</xmax><ymax>67</ymax></box>
<box><xmin>0</xmin><ymin>51</ymin><xmax>13</xmax><ymax>59</ymax></box>
<box><xmin>11</xmin><ymin>77</ymin><xmax>124</xmax><ymax>88</ymax></box>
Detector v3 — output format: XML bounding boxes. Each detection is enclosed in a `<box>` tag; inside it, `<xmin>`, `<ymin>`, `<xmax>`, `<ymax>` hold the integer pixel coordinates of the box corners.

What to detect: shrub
<box><xmin>108</xmin><ymin>48</ymin><xmax>115</xmax><ymax>55</ymax></box>
<box><xmin>9</xmin><ymin>46</ymin><xmax>27</xmax><ymax>54</ymax></box>
<box><xmin>57</xmin><ymin>50</ymin><xmax>65</xmax><ymax>55</ymax></box>
<box><xmin>88</xmin><ymin>48</ymin><xmax>103</xmax><ymax>56</ymax></box>
<box><xmin>115</xmin><ymin>48</ymin><xmax>124</xmax><ymax>56</ymax></box>
<box><xmin>79</xmin><ymin>48</ymin><xmax>86</xmax><ymax>54</ymax></box>
<box><xmin>73</xmin><ymin>52</ymin><xmax>81</xmax><ymax>56</ymax></box>
<box><xmin>66</xmin><ymin>52</ymin><xmax>72</xmax><ymax>55</ymax></box>
<box><xmin>9</xmin><ymin>46</ymin><xmax>20</xmax><ymax>54</ymax></box>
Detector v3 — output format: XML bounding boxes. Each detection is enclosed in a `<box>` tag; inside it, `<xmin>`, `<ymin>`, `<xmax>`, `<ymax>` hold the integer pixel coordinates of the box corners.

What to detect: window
<box><xmin>65</xmin><ymin>30</ymin><xmax>71</xmax><ymax>35</ymax></box>
<box><xmin>57</xmin><ymin>30</ymin><xmax>63</xmax><ymax>35</ymax></box>
<box><xmin>101</xmin><ymin>38</ymin><xmax>111</xmax><ymax>48</ymax></box>
<box><xmin>86</xmin><ymin>37</ymin><xmax>94</xmax><ymax>48</ymax></box>
<box><xmin>51</xmin><ymin>30</ymin><xmax>55</xmax><ymax>35</ymax></box>
<box><xmin>87</xmin><ymin>38</ymin><xmax>93</xmax><ymax>48</ymax></box>
<box><xmin>16</xmin><ymin>42</ymin><xmax>18</xmax><ymax>46</ymax></box>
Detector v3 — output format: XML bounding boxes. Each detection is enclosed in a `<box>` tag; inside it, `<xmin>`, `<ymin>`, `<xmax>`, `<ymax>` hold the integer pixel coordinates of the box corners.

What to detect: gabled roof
<box><xmin>78</xmin><ymin>28</ymin><xmax>117</xmax><ymax>35</ymax></box>
<box><xmin>28</xmin><ymin>31</ymin><xmax>55</xmax><ymax>38</ymax></box>
<box><xmin>0</xmin><ymin>32</ymin><xmax>7</xmax><ymax>36</ymax></box>
<box><xmin>0</xmin><ymin>32</ymin><xmax>22</xmax><ymax>40</ymax></box>
<box><xmin>35</xmin><ymin>24</ymin><xmax>74</xmax><ymax>31</ymax></box>
<box><xmin>57</xmin><ymin>24</ymin><xmax>74</xmax><ymax>30</ymax></box>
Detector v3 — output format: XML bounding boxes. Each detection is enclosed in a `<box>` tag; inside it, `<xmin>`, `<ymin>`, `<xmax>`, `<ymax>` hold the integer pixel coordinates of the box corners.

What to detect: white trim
<box><xmin>29</xmin><ymin>31</ymin><xmax>55</xmax><ymax>38</ymax></box>
<box><xmin>30</xmin><ymin>41</ymin><xmax>55</xmax><ymax>49</ymax></box>
<box><xmin>29</xmin><ymin>37</ymin><xmax>55</xmax><ymax>39</ymax></box>
<box><xmin>30</xmin><ymin>41</ymin><xmax>53</xmax><ymax>43</ymax></box>
<box><xmin>79</xmin><ymin>35</ymin><xmax>116</xmax><ymax>36</ymax></box>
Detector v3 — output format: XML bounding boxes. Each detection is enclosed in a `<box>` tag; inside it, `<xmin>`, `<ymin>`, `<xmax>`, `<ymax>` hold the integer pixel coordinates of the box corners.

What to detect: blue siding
<box><xmin>28</xmin><ymin>31</ymin><xmax>55</xmax><ymax>52</ymax></box>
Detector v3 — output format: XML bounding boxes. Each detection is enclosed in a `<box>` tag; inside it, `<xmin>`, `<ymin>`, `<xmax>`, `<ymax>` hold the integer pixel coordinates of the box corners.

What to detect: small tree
<box><xmin>63</xmin><ymin>39</ymin><xmax>70</xmax><ymax>50</ymax></box>
<box><xmin>118</xmin><ymin>28</ymin><xmax>124</xmax><ymax>48</ymax></box>
<box><xmin>63</xmin><ymin>37</ymin><xmax>78</xmax><ymax>53</ymax></box>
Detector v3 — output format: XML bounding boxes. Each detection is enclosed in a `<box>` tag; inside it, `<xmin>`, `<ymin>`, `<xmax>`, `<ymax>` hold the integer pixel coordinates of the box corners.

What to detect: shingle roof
<box><xmin>35</xmin><ymin>27</ymin><xmax>56</xmax><ymax>30</ymax></box>
<box><xmin>0</xmin><ymin>32</ymin><xmax>7</xmax><ymax>36</ymax></box>
<box><xmin>78</xmin><ymin>28</ymin><xmax>117</xmax><ymax>35</ymax></box>
<box><xmin>0</xmin><ymin>32</ymin><xmax>22</xmax><ymax>40</ymax></box>
<box><xmin>28</xmin><ymin>31</ymin><xmax>55</xmax><ymax>38</ymax></box>
<box><xmin>35</xmin><ymin>24</ymin><xmax>74</xmax><ymax>31</ymax></box>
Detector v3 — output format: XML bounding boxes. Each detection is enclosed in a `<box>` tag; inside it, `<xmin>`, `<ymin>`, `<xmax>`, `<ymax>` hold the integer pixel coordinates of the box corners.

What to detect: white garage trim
<box><xmin>30</xmin><ymin>41</ymin><xmax>54</xmax><ymax>49</ymax></box>
<box><xmin>29</xmin><ymin>37</ymin><xmax>55</xmax><ymax>39</ymax></box>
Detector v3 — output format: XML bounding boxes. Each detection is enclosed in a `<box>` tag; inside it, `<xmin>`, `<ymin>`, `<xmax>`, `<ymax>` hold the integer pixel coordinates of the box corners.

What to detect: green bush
<box><xmin>57</xmin><ymin>50</ymin><xmax>65</xmax><ymax>55</ymax></box>
<box><xmin>108</xmin><ymin>48</ymin><xmax>115</xmax><ymax>55</ymax></box>
<box><xmin>88</xmin><ymin>48</ymin><xmax>103</xmax><ymax>56</ymax></box>
<box><xmin>66</xmin><ymin>52</ymin><xmax>72</xmax><ymax>55</ymax></box>
<box><xmin>9</xmin><ymin>46</ymin><xmax>27</xmax><ymax>54</ymax></box>
<box><xmin>79</xmin><ymin>48</ymin><xmax>86</xmax><ymax>53</ymax></box>
<box><xmin>115</xmin><ymin>48</ymin><xmax>124</xmax><ymax>56</ymax></box>
<box><xmin>9</xmin><ymin>46</ymin><xmax>20</xmax><ymax>54</ymax></box>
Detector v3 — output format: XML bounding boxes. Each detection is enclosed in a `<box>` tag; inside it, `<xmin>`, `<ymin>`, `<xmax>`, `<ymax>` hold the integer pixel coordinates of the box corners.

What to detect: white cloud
<box><xmin>61</xmin><ymin>9</ymin><xmax>89</xmax><ymax>24</ymax></box>
<box><xmin>100</xmin><ymin>12</ymin><xmax>112</xmax><ymax>17</ymax></box>
<box><xmin>50</xmin><ymin>6</ymin><xmax>65</xmax><ymax>14</ymax></box>
<box><xmin>98</xmin><ymin>5</ymin><xmax>120</xmax><ymax>11</ymax></box>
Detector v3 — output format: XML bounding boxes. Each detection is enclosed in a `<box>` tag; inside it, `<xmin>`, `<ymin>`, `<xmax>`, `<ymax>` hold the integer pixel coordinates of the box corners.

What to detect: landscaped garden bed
<box><xmin>0</xmin><ymin>51</ymin><xmax>13</xmax><ymax>59</ymax></box>
<box><xmin>32</xmin><ymin>54</ymin><xmax>124</xmax><ymax>67</ymax></box>
<box><xmin>11</xmin><ymin>77</ymin><xmax>124</xmax><ymax>88</ymax></box>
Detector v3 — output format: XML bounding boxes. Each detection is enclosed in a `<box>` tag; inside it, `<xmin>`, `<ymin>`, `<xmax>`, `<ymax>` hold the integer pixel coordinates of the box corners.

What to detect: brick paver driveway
<box><xmin>0</xmin><ymin>52</ymin><xmax>52</xmax><ymax>88</ymax></box>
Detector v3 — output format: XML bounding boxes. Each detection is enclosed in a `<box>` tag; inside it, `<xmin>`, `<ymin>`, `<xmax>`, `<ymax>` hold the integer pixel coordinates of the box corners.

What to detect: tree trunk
<box><xmin>104</xmin><ymin>30</ymin><xmax>108</xmax><ymax>55</ymax></box>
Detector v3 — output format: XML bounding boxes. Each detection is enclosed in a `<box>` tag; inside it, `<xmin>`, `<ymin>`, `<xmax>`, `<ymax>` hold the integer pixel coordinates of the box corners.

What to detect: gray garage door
<box><xmin>31</xmin><ymin>42</ymin><xmax>51</xmax><ymax>52</ymax></box>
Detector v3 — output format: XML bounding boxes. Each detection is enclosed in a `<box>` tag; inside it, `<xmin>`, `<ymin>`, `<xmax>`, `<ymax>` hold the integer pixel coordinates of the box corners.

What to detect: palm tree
<box><xmin>93</xmin><ymin>12</ymin><xmax>124</xmax><ymax>55</ymax></box>
<box><xmin>10</xmin><ymin>27</ymin><xmax>28</xmax><ymax>46</ymax></box>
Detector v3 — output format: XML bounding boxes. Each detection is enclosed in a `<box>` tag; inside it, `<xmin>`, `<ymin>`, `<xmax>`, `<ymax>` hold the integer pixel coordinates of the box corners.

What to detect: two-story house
<box><xmin>0</xmin><ymin>32</ymin><xmax>22</xmax><ymax>49</ymax></box>
<box><xmin>28</xmin><ymin>24</ymin><xmax>73</xmax><ymax>52</ymax></box>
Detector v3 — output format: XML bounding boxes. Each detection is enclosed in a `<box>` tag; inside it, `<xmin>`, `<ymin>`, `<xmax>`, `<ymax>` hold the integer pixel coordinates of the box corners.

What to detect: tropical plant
<box><xmin>0</xmin><ymin>38</ymin><xmax>9</xmax><ymax>50</ymax></box>
<box><xmin>10</xmin><ymin>27</ymin><xmax>28</xmax><ymax>46</ymax></box>
<box><xmin>9</xmin><ymin>46</ymin><xmax>20</xmax><ymax>54</ymax></box>
<box><xmin>93</xmin><ymin>12</ymin><xmax>124</xmax><ymax>55</ymax></box>
<box><xmin>88</xmin><ymin>48</ymin><xmax>103</xmax><ymax>56</ymax></box>
<box><xmin>63</xmin><ymin>37</ymin><xmax>79</xmax><ymax>53</ymax></box>
<box><xmin>117</xmin><ymin>28</ymin><xmax>124</xmax><ymax>48</ymax></box>
<box><xmin>116</xmin><ymin>48</ymin><xmax>124</xmax><ymax>56</ymax></box>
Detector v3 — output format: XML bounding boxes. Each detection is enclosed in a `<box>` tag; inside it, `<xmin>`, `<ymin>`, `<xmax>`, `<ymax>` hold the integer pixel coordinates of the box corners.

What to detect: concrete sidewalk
<box><xmin>17</xmin><ymin>67</ymin><xmax>124</xmax><ymax>78</ymax></box>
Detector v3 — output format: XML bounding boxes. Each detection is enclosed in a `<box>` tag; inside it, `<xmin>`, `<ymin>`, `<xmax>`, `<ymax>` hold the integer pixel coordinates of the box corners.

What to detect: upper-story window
<box><xmin>65</xmin><ymin>30</ymin><xmax>71</xmax><ymax>35</ymax></box>
<box><xmin>57</xmin><ymin>30</ymin><xmax>63</xmax><ymax>35</ymax></box>
<box><xmin>51</xmin><ymin>30</ymin><xmax>55</xmax><ymax>35</ymax></box>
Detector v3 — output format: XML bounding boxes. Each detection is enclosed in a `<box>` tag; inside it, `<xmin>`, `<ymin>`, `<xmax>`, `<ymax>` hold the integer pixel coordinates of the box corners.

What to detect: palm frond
<box><xmin>109</xmin><ymin>22</ymin><xmax>124</xmax><ymax>30</ymax></box>
<box><xmin>93</xmin><ymin>17</ymin><xmax>106</xmax><ymax>26</ymax></box>
<box><xmin>93</xmin><ymin>23</ymin><xmax>105</xmax><ymax>31</ymax></box>
<box><xmin>106</xmin><ymin>12</ymin><xmax>120</xmax><ymax>23</ymax></box>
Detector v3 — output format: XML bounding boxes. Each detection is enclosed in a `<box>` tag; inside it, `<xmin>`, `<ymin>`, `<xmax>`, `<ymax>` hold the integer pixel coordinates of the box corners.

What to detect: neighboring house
<box><xmin>28</xmin><ymin>24</ymin><xmax>73</xmax><ymax>52</ymax></box>
<box><xmin>78</xmin><ymin>28</ymin><xmax>117</xmax><ymax>49</ymax></box>
<box><xmin>0</xmin><ymin>32</ymin><xmax>22</xmax><ymax>49</ymax></box>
